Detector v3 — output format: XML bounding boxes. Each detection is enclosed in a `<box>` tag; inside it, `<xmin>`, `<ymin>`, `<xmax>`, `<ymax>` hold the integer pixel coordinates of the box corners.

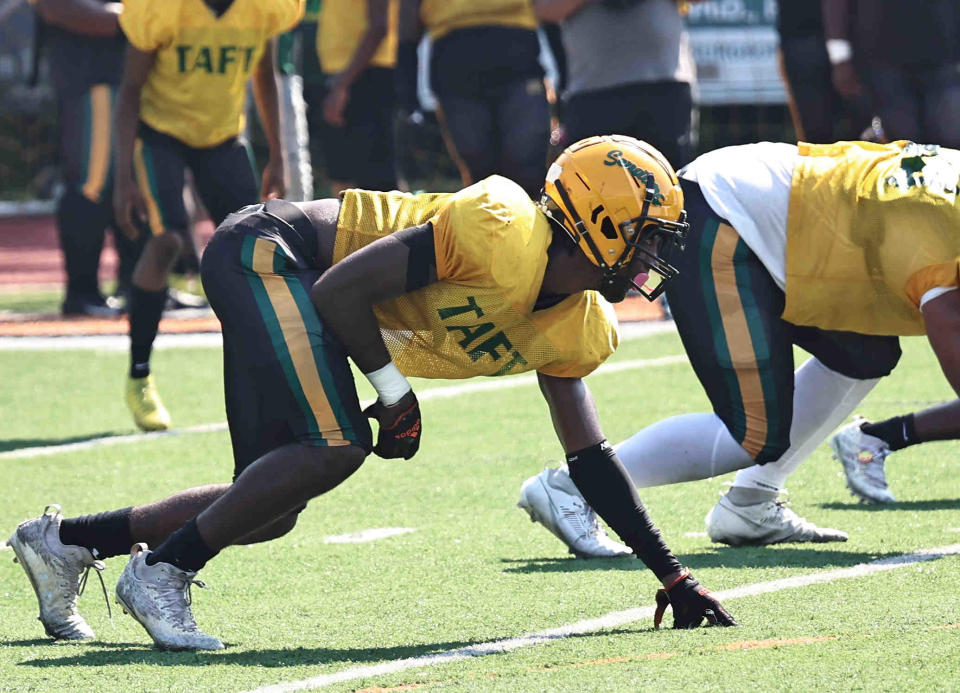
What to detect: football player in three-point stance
<box><xmin>10</xmin><ymin>136</ymin><xmax>735</xmax><ymax>650</ymax></box>
<box><xmin>520</xmin><ymin>139</ymin><xmax>960</xmax><ymax>553</ymax></box>
<box><xmin>113</xmin><ymin>0</ymin><xmax>303</xmax><ymax>433</ymax></box>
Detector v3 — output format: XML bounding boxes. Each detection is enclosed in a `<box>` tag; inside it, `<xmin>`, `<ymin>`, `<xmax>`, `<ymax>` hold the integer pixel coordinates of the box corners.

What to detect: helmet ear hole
<box><xmin>599</xmin><ymin>215</ymin><xmax>618</xmax><ymax>240</ymax></box>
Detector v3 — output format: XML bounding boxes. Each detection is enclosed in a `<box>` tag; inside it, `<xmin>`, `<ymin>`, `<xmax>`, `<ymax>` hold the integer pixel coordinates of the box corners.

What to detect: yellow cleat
<box><xmin>125</xmin><ymin>375</ymin><xmax>171</xmax><ymax>431</ymax></box>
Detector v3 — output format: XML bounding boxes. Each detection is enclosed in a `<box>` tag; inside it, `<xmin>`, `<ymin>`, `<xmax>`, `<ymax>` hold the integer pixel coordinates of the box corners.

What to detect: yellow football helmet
<box><xmin>539</xmin><ymin>135</ymin><xmax>688</xmax><ymax>300</ymax></box>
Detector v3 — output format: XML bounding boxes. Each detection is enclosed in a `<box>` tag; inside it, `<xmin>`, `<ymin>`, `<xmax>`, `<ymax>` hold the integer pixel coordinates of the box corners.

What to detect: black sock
<box><xmin>861</xmin><ymin>414</ymin><xmax>918</xmax><ymax>452</ymax></box>
<box><xmin>129</xmin><ymin>286</ymin><xmax>168</xmax><ymax>378</ymax></box>
<box><xmin>59</xmin><ymin>507</ymin><xmax>134</xmax><ymax>559</ymax></box>
<box><xmin>146</xmin><ymin>517</ymin><xmax>218</xmax><ymax>572</ymax></box>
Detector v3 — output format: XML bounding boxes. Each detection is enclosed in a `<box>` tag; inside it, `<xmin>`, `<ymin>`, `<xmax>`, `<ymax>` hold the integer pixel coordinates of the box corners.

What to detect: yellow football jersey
<box><xmin>318</xmin><ymin>0</ymin><xmax>398</xmax><ymax>74</ymax></box>
<box><xmin>420</xmin><ymin>0</ymin><xmax>537</xmax><ymax>40</ymax></box>
<box><xmin>335</xmin><ymin>176</ymin><xmax>620</xmax><ymax>379</ymax></box>
<box><xmin>785</xmin><ymin>140</ymin><xmax>960</xmax><ymax>336</ymax></box>
<box><xmin>120</xmin><ymin>0</ymin><xmax>303</xmax><ymax>148</ymax></box>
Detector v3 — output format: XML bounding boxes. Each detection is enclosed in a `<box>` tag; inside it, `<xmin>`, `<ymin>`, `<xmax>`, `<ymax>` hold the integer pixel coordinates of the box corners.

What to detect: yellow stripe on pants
<box><xmin>81</xmin><ymin>85</ymin><xmax>112</xmax><ymax>203</ymax></box>
<box><xmin>132</xmin><ymin>139</ymin><xmax>166</xmax><ymax>236</ymax></box>
<box><xmin>251</xmin><ymin>238</ymin><xmax>348</xmax><ymax>444</ymax></box>
<box><xmin>711</xmin><ymin>223</ymin><xmax>768</xmax><ymax>459</ymax></box>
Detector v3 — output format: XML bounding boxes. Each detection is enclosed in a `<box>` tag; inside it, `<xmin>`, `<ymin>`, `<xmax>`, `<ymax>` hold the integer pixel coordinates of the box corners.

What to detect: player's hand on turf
<box><xmin>113</xmin><ymin>178</ymin><xmax>146</xmax><ymax>240</ymax></box>
<box><xmin>653</xmin><ymin>570</ymin><xmax>738</xmax><ymax>629</ymax></box>
<box><xmin>260</xmin><ymin>158</ymin><xmax>285</xmax><ymax>201</ymax></box>
<box><xmin>364</xmin><ymin>390</ymin><xmax>422</xmax><ymax>460</ymax></box>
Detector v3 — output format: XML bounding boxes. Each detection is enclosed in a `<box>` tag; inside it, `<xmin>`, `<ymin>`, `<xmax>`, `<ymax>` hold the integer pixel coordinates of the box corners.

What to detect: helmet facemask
<box><xmin>542</xmin><ymin>180</ymin><xmax>688</xmax><ymax>303</ymax></box>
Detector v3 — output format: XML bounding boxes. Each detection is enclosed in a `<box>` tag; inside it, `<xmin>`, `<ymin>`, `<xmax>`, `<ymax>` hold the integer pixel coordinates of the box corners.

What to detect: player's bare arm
<box><xmin>112</xmin><ymin>44</ymin><xmax>155</xmax><ymax>239</ymax></box>
<box><xmin>311</xmin><ymin>227</ymin><xmax>428</xmax><ymax>373</ymax></box>
<box><xmin>34</xmin><ymin>0</ymin><xmax>122</xmax><ymax>35</ymax></box>
<box><xmin>916</xmin><ymin>289</ymin><xmax>960</xmax><ymax>440</ymax></box>
<box><xmin>311</xmin><ymin>222</ymin><xmax>435</xmax><ymax>459</ymax></box>
<box><xmin>821</xmin><ymin>0</ymin><xmax>861</xmax><ymax>99</ymax></box>
<box><xmin>323</xmin><ymin>0</ymin><xmax>391</xmax><ymax>127</ymax></box>
<box><xmin>251</xmin><ymin>39</ymin><xmax>285</xmax><ymax>201</ymax></box>
<box><xmin>535</xmin><ymin>372</ymin><xmax>605</xmax><ymax>453</ymax></box>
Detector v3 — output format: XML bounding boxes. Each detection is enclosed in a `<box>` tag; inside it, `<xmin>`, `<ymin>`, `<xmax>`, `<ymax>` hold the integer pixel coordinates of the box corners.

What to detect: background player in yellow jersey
<box><xmin>520</xmin><ymin>139</ymin><xmax>960</xmax><ymax>552</ymax></box>
<box><xmin>113</xmin><ymin>0</ymin><xmax>303</xmax><ymax>432</ymax></box>
<box><xmin>316</xmin><ymin>0</ymin><xmax>399</xmax><ymax>193</ymax></box>
<box><xmin>397</xmin><ymin>0</ymin><xmax>551</xmax><ymax>198</ymax></box>
<box><xmin>9</xmin><ymin>136</ymin><xmax>735</xmax><ymax>649</ymax></box>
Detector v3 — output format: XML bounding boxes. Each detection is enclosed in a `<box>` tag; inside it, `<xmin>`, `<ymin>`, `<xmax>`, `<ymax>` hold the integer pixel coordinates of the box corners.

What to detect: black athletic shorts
<box><xmin>134</xmin><ymin>122</ymin><xmax>259</xmax><ymax>236</ymax></box>
<box><xmin>666</xmin><ymin>179</ymin><xmax>902</xmax><ymax>463</ymax></box>
<box><xmin>201</xmin><ymin>199</ymin><xmax>372</xmax><ymax>477</ymax></box>
<box><xmin>316</xmin><ymin>67</ymin><xmax>397</xmax><ymax>190</ymax></box>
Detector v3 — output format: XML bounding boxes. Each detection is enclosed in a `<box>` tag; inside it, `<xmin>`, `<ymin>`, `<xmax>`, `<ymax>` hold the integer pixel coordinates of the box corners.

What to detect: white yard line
<box><xmin>0</xmin><ymin>319</ymin><xmax>677</xmax><ymax>351</ymax></box>
<box><xmin>323</xmin><ymin>528</ymin><xmax>415</xmax><ymax>544</ymax></box>
<box><xmin>244</xmin><ymin>544</ymin><xmax>960</xmax><ymax>693</ymax></box>
<box><xmin>0</xmin><ymin>423</ymin><xmax>229</xmax><ymax>461</ymax></box>
<box><xmin>0</xmin><ymin>332</ymin><xmax>223</xmax><ymax>351</ymax></box>
<box><xmin>0</xmin><ymin>354</ymin><xmax>686</xmax><ymax>461</ymax></box>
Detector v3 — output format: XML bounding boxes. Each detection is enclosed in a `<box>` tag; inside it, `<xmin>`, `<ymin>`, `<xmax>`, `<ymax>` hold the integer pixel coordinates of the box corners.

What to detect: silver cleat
<box><xmin>8</xmin><ymin>504</ymin><xmax>106</xmax><ymax>640</ymax></box>
<box><xmin>115</xmin><ymin>543</ymin><xmax>224</xmax><ymax>651</ymax></box>
<box><xmin>830</xmin><ymin>416</ymin><xmax>895</xmax><ymax>504</ymax></box>
<box><xmin>706</xmin><ymin>494</ymin><xmax>848</xmax><ymax>546</ymax></box>
<box><xmin>518</xmin><ymin>467</ymin><xmax>633</xmax><ymax>559</ymax></box>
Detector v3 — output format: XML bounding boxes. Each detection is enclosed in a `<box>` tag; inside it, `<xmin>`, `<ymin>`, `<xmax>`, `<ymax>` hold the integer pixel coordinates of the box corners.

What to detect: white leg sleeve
<box><xmin>615</xmin><ymin>413</ymin><xmax>754</xmax><ymax>488</ymax></box>
<box><xmin>730</xmin><ymin>357</ymin><xmax>879</xmax><ymax>492</ymax></box>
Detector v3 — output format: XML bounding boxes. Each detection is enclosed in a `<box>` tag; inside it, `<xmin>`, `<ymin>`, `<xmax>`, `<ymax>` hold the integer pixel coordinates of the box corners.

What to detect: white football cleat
<box><xmin>115</xmin><ymin>543</ymin><xmax>224</xmax><ymax>651</ymax></box>
<box><xmin>518</xmin><ymin>467</ymin><xmax>633</xmax><ymax>559</ymax></box>
<box><xmin>830</xmin><ymin>416</ymin><xmax>895</xmax><ymax>504</ymax></box>
<box><xmin>706</xmin><ymin>495</ymin><xmax>848</xmax><ymax>546</ymax></box>
<box><xmin>8</xmin><ymin>504</ymin><xmax>105</xmax><ymax>640</ymax></box>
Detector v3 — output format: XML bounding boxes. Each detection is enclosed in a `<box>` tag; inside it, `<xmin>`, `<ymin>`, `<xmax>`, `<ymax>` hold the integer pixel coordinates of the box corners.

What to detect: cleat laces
<box><xmin>76</xmin><ymin>554</ymin><xmax>112</xmax><ymax>620</ymax></box>
<box><xmin>155</xmin><ymin>573</ymin><xmax>208</xmax><ymax>633</ymax></box>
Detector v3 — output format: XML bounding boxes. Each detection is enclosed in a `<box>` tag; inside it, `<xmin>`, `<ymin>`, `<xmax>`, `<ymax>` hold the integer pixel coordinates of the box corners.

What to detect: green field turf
<box><xmin>1</xmin><ymin>330</ymin><xmax>958</xmax><ymax>692</ymax></box>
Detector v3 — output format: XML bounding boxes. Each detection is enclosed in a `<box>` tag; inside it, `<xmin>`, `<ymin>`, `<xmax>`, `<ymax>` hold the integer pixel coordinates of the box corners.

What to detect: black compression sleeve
<box><xmin>393</xmin><ymin>222</ymin><xmax>436</xmax><ymax>292</ymax></box>
<box><xmin>566</xmin><ymin>441</ymin><xmax>682</xmax><ymax>580</ymax></box>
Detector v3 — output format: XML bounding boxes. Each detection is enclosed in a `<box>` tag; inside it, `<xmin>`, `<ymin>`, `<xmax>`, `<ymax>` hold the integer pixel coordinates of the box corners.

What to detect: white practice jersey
<box><xmin>680</xmin><ymin>142</ymin><xmax>796</xmax><ymax>290</ymax></box>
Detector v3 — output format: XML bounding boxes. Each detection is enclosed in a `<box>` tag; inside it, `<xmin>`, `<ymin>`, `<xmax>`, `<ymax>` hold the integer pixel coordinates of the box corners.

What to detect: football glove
<box><xmin>653</xmin><ymin>570</ymin><xmax>738</xmax><ymax>629</ymax></box>
<box><xmin>364</xmin><ymin>390</ymin><xmax>422</xmax><ymax>460</ymax></box>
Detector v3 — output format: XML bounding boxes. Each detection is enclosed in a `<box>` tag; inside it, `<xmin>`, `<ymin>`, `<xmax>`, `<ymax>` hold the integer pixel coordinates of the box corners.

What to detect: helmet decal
<box><xmin>603</xmin><ymin>149</ymin><xmax>666</xmax><ymax>205</ymax></box>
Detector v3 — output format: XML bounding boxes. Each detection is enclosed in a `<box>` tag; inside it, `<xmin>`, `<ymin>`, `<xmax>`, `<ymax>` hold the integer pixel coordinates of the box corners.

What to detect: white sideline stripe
<box><xmin>245</xmin><ymin>544</ymin><xmax>960</xmax><ymax>693</ymax></box>
<box><xmin>324</xmin><ymin>527</ymin><xmax>415</xmax><ymax>544</ymax></box>
<box><xmin>0</xmin><ymin>332</ymin><xmax>223</xmax><ymax>352</ymax></box>
<box><xmin>0</xmin><ymin>320</ymin><xmax>678</xmax><ymax>351</ymax></box>
<box><xmin>0</xmin><ymin>355</ymin><xmax>686</xmax><ymax>461</ymax></box>
<box><xmin>0</xmin><ymin>423</ymin><xmax>229</xmax><ymax>460</ymax></box>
